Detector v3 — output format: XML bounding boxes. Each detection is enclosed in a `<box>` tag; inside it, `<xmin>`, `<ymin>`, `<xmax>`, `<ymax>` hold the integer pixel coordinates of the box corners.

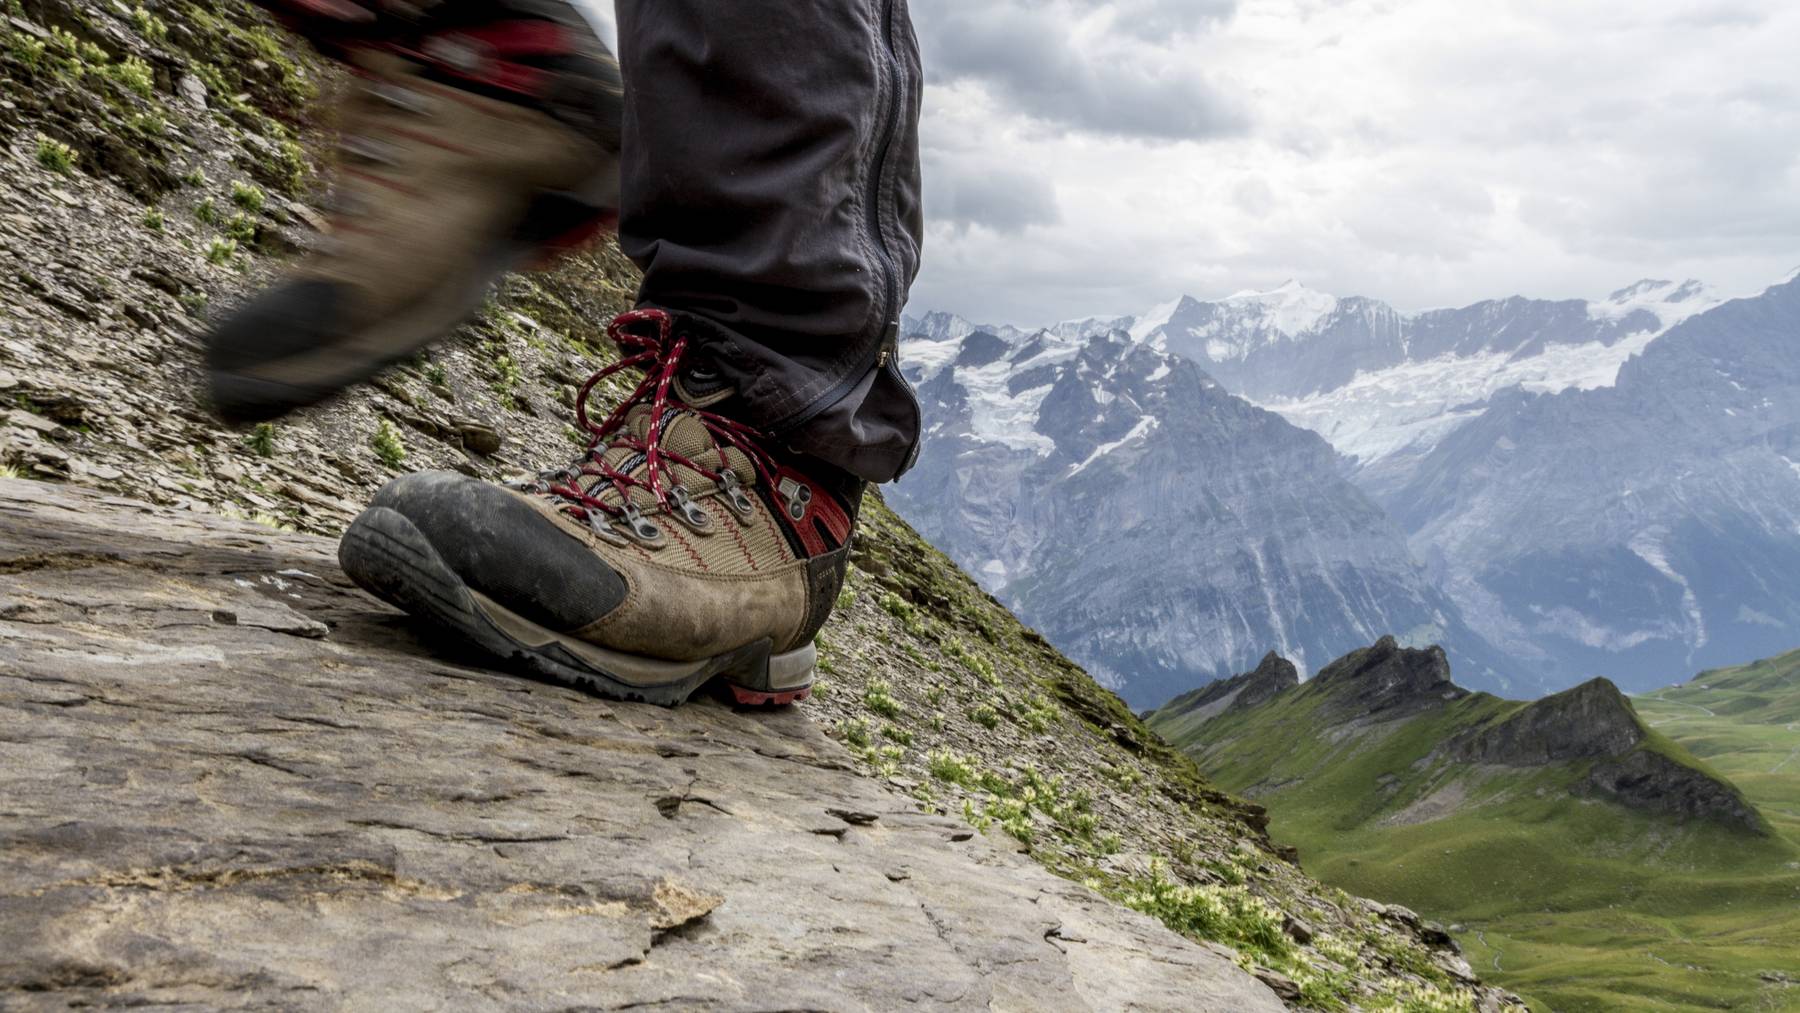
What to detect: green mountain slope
<box><xmin>1150</xmin><ymin>639</ymin><xmax>1800</xmax><ymax>1012</ymax></box>
<box><xmin>1637</xmin><ymin>648</ymin><xmax>1800</xmax><ymax>859</ymax></box>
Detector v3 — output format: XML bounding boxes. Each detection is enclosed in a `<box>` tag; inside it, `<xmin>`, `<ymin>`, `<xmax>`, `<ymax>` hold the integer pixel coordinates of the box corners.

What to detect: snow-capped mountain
<box><xmin>1389</xmin><ymin>273</ymin><xmax>1800</xmax><ymax>691</ymax></box>
<box><xmin>886</xmin><ymin>324</ymin><xmax>1524</xmax><ymax>709</ymax></box>
<box><xmin>901</xmin><ymin>271</ymin><xmax>1797</xmax><ymax>697</ymax></box>
<box><xmin>911</xmin><ymin>278</ymin><xmax>1721</xmax><ymax>496</ymax></box>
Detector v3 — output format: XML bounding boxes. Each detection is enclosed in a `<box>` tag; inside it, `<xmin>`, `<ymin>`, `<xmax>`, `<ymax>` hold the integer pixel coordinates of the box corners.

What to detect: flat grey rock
<box><xmin>0</xmin><ymin>478</ymin><xmax>1282</xmax><ymax>1012</ymax></box>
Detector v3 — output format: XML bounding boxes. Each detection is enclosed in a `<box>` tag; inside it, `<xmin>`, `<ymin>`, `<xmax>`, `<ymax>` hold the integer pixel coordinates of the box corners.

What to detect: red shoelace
<box><xmin>533</xmin><ymin>309</ymin><xmax>786</xmax><ymax>535</ymax></box>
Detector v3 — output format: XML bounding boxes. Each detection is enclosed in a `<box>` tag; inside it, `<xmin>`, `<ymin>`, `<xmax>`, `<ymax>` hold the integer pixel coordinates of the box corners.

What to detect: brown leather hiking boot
<box><xmin>337</xmin><ymin>310</ymin><xmax>863</xmax><ymax>706</ymax></box>
<box><xmin>206</xmin><ymin>6</ymin><xmax>621</xmax><ymax>424</ymax></box>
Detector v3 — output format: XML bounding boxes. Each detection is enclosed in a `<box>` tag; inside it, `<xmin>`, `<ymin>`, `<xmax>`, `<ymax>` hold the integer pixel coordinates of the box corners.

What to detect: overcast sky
<box><xmin>582</xmin><ymin>1</ymin><xmax>1800</xmax><ymax>326</ymax></box>
<box><xmin>904</xmin><ymin>0</ymin><xmax>1800</xmax><ymax>324</ymax></box>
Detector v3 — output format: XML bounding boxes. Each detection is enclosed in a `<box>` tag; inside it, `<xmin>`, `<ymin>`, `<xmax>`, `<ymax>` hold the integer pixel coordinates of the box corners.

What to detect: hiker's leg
<box><xmin>613</xmin><ymin>0</ymin><xmax>925</xmax><ymax>483</ymax></box>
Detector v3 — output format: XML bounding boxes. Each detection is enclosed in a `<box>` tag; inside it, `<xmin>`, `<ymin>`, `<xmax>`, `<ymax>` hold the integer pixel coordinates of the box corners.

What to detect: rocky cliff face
<box><xmin>889</xmin><ymin>324</ymin><xmax>1522</xmax><ymax>709</ymax></box>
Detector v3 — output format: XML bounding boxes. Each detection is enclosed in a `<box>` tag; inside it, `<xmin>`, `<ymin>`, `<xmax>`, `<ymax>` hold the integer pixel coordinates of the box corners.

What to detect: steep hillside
<box><xmin>1150</xmin><ymin>639</ymin><xmax>1800</xmax><ymax>1012</ymax></box>
<box><xmin>0</xmin><ymin>5</ymin><xmax>1519</xmax><ymax>1009</ymax></box>
<box><xmin>1637</xmin><ymin>647</ymin><xmax>1800</xmax><ymax>848</ymax></box>
<box><xmin>889</xmin><ymin>323</ymin><xmax>1524</xmax><ymax>708</ymax></box>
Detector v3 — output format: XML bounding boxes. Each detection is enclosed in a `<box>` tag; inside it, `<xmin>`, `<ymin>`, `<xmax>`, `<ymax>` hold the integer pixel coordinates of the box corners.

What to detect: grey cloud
<box><xmin>924</xmin><ymin>154</ymin><xmax>1062</xmax><ymax>234</ymax></box>
<box><xmin>910</xmin><ymin>0</ymin><xmax>1247</xmax><ymax>141</ymax></box>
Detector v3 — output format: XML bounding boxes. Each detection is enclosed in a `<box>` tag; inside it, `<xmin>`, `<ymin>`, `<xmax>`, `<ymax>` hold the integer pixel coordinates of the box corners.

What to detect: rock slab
<box><xmin>0</xmin><ymin>479</ymin><xmax>1281</xmax><ymax>1012</ymax></box>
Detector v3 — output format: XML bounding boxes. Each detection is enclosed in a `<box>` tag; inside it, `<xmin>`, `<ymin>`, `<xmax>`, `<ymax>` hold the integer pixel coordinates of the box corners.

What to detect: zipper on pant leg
<box><xmin>769</xmin><ymin>0</ymin><xmax>909</xmax><ymax>442</ymax></box>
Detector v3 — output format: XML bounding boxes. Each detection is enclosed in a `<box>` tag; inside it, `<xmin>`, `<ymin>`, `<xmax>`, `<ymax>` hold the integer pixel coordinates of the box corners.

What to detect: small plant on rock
<box><xmin>969</xmin><ymin>703</ymin><xmax>1001</xmax><ymax>729</ymax></box>
<box><xmin>224</xmin><ymin>213</ymin><xmax>257</xmax><ymax>245</ymax></box>
<box><xmin>927</xmin><ymin>749</ymin><xmax>976</xmax><ymax>787</ymax></box>
<box><xmin>231</xmin><ymin>181</ymin><xmax>265</xmax><ymax>213</ymax></box>
<box><xmin>107</xmin><ymin>56</ymin><xmax>155</xmax><ymax>98</ymax></box>
<box><xmin>371</xmin><ymin>419</ymin><xmax>407</xmax><ymax>467</ymax></box>
<box><xmin>182</xmin><ymin>167</ymin><xmax>208</xmax><ymax>188</ymax></box>
<box><xmin>863</xmin><ymin>678</ymin><xmax>903</xmax><ymax>719</ymax></box>
<box><xmin>204</xmin><ymin>237</ymin><xmax>237</xmax><ymax>265</ymax></box>
<box><xmin>194</xmin><ymin>198</ymin><xmax>218</xmax><ymax>225</ymax></box>
<box><xmin>10</xmin><ymin>34</ymin><xmax>46</xmax><ymax>68</ymax></box>
<box><xmin>839</xmin><ymin>718</ymin><xmax>871</xmax><ymax>749</ymax></box>
<box><xmin>132</xmin><ymin>6</ymin><xmax>168</xmax><ymax>43</ymax></box>
<box><xmin>35</xmin><ymin>135</ymin><xmax>76</xmax><ymax>175</ymax></box>
<box><xmin>243</xmin><ymin>423</ymin><xmax>277</xmax><ymax>459</ymax></box>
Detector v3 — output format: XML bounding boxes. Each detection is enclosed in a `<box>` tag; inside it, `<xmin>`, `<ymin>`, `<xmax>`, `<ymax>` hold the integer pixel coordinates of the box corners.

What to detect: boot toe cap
<box><xmin>370</xmin><ymin>471</ymin><xmax>626</xmax><ymax>632</ymax></box>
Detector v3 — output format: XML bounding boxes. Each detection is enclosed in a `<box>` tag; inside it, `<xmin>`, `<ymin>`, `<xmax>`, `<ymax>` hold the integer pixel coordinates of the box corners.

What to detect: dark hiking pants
<box><xmin>614</xmin><ymin>1</ymin><xmax>926</xmax><ymax>484</ymax></box>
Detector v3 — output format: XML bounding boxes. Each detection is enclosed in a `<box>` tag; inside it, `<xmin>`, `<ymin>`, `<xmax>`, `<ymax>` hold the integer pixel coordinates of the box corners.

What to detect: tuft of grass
<box><xmin>230</xmin><ymin>181</ymin><xmax>265</xmax><ymax>213</ymax></box>
<box><xmin>371</xmin><ymin>419</ymin><xmax>407</xmax><ymax>468</ymax></box>
<box><xmin>839</xmin><ymin>718</ymin><xmax>871</xmax><ymax>749</ymax></box>
<box><xmin>243</xmin><ymin>423</ymin><xmax>276</xmax><ymax>459</ymax></box>
<box><xmin>183</xmin><ymin>167</ymin><xmax>208</xmax><ymax>188</ymax></box>
<box><xmin>141</xmin><ymin>207</ymin><xmax>164</xmax><ymax>231</ymax></box>
<box><xmin>10</xmin><ymin>33</ymin><xmax>46</xmax><ymax>67</ymax></box>
<box><xmin>204</xmin><ymin>237</ymin><xmax>237</xmax><ymax>265</ymax></box>
<box><xmin>35</xmin><ymin>135</ymin><xmax>76</xmax><ymax>175</ymax></box>
<box><xmin>927</xmin><ymin>749</ymin><xmax>977</xmax><ymax>787</ymax></box>
<box><xmin>194</xmin><ymin>198</ymin><xmax>218</xmax><ymax>225</ymax></box>
<box><xmin>863</xmin><ymin>678</ymin><xmax>903</xmax><ymax>719</ymax></box>
<box><xmin>224</xmin><ymin>213</ymin><xmax>257</xmax><ymax>245</ymax></box>
<box><xmin>969</xmin><ymin>703</ymin><xmax>1001</xmax><ymax>729</ymax></box>
<box><xmin>132</xmin><ymin>6</ymin><xmax>168</xmax><ymax>43</ymax></box>
<box><xmin>107</xmin><ymin>56</ymin><xmax>155</xmax><ymax>97</ymax></box>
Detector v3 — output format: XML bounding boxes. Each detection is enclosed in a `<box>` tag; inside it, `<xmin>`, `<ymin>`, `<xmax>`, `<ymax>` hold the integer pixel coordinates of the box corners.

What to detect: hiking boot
<box><xmin>336</xmin><ymin>309</ymin><xmax>863</xmax><ymax>706</ymax></box>
<box><xmin>206</xmin><ymin>3</ymin><xmax>621</xmax><ymax>425</ymax></box>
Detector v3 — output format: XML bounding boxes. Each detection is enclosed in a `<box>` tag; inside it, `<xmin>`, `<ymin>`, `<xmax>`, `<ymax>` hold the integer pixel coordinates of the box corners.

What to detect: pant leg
<box><xmin>614</xmin><ymin>0</ymin><xmax>925</xmax><ymax>483</ymax></box>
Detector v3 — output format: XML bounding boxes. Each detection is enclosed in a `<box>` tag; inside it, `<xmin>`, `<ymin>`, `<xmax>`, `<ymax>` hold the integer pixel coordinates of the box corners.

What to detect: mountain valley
<box><xmin>1149</xmin><ymin>640</ymin><xmax>1800</xmax><ymax>1012</ymax></box>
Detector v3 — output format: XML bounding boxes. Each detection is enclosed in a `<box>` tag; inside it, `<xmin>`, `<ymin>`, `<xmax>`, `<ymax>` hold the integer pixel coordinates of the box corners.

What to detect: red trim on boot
<box><xmin>728</xmin><ymin>684</ymin><xmax>812</xmax><ymax>707</ymax></box>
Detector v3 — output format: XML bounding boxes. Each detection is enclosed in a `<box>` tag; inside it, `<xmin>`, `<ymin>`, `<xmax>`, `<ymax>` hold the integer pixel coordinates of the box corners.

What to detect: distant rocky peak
<box><xmin>1152</xmin><ymin>652</ymin><xmax>1301</xmax><ymax>728</ymax></box>
<box><xmin>1452</xmin><ymin>678</ymin><xmax>1643</xmax><ymax>767</ymax></box>
<box><xmin>1447</xmin><ymin>677</ymin><xmax>1769</xmax><ymax>835</ymax></box>
<box><xmin>1310</xmin><ymin>637</ymin><xmax>1465</xmax><ymax>716</ymax></box>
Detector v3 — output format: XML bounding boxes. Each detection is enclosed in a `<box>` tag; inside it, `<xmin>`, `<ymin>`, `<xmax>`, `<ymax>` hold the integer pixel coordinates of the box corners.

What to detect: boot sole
<box><xmin>337</xmin><ymin>506</ymin><xmax>814</xmax><ymax>707</ymax></box>
<box><xmin>210</xmin><ymin>178</ymin><xmax>619</xmax><ymax>427</ymax></box>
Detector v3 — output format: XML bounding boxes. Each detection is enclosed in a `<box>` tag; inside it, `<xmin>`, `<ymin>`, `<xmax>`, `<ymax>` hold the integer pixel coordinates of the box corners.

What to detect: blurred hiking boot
<box><xmin>207</xmin><ymin>0</ymin><xmax>620</xmax><ymax>424</ymax></box>
<box><xmin>337</xmin><ymin>309</ymin><xmax>863</xmax><ymax>707</ymax></box>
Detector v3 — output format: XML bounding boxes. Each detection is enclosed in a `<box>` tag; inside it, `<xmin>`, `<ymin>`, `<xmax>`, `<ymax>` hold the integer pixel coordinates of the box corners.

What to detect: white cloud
<box><xmin>906</xmin><ymin>0</ymin><xmax>1800</xmax><ymax>325</ymax></box>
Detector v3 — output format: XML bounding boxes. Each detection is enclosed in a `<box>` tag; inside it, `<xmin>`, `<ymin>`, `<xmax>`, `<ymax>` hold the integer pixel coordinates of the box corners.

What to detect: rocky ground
<box><xmin>0</xmin><ymin>477</ymin><xmax>1288</xmax><ymax>1010</ymax></box>
<box><xmin>0</xmin><ymin>3</ymin><xmax>1520</xmax><ymax>1009</ymax></box>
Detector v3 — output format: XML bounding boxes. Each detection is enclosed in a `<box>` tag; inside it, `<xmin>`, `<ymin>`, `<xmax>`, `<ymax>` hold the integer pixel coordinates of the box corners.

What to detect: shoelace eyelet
<box><xmin>582</xmin><ymin>508</ymin><xmax>629</xmax><ymax>546</ymax></box>
<box><xmin>777</xmin><ymin>477</ymin><xmax>813</xmax><ymax>522</ymax></box>
<box><xmin>718</xmin><ymin>471</ymin><xmax>757</xmax><ymax>521</ymax></box>
<box><xmin>669</xmin><ymin>487</ymin><xmax>714</xmax><ymax>534</ymax></box>
<box><xmin>619</xmin><ymin>503</ymin><xmax>665</xmax><ymax>548</ymax></box>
